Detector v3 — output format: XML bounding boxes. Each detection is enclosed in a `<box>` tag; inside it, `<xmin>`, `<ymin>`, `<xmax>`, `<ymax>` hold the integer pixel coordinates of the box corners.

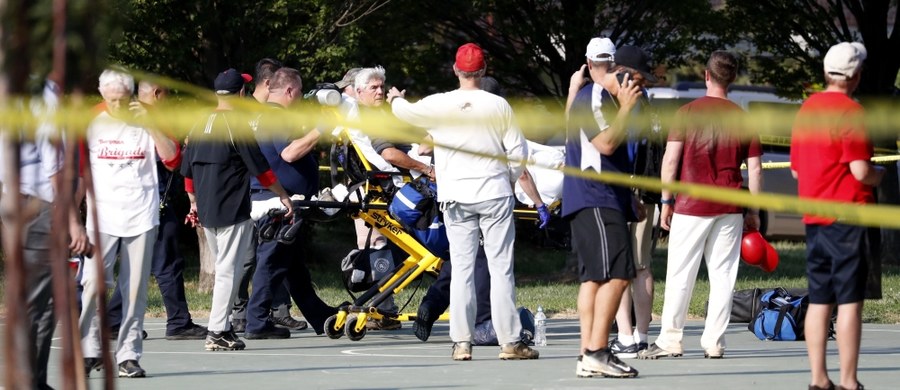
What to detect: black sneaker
<box><xmin>271</xmin><ymin>315</ymin><xmax>308</xmax><ymax>330</ymax></box>
<box><xmin>205</xmin><ymin>330</ymin><xmax>246</xmax><ymax>351</ymax></box>
<box><xmin>413</xmin><ymin>302</ymin><xmax>437</xmax><ymax>342</ymax></box>
<box><xmin>581</xmin><ymin>348</ymin><xmax>639</xmax><ymax>378</ymax></box>
<box><xmin>245</xmin><ymin>326</ymin><xmax>291</xmax><ymax>339</ymax></box>
<box><xmin>166</xmin><ymin>324</ymin><xmax>208</xmax><ymax>340</ymax></box>
<box><xmin>232</xmin><ymin>319</ymin><xmax>247</xmax><ymax>333</ymax></box>
<box><xmin>117</xmin><ymin>360</ymin><xmax>146</xmax><ymax>378</ymax></box>
<box><xmin>84</xmin><ymin>357</ymin><xmax>102</xmax><ymax>377</ymax></box>
<box><xmin>608</xmin><ymin>339</ymin><xmax>640</xmax><ymax>359</ymax></box>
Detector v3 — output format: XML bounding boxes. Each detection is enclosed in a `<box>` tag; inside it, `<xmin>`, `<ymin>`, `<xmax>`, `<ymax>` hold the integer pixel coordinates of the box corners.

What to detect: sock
<box><xmin>636</xmin><ymin>333</ymin><xmax>648</xmax><ymax>344</ymax></box>
<box><xmin>617</xmin><ymin>334</ymin><xmax>635</xmax><ymax>346</ymax></box>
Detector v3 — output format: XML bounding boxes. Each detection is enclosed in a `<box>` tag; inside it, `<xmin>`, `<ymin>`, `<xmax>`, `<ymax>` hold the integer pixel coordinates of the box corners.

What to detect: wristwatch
<box><xmin>660</xmin><ymin>198</ymin><xmax>675</xmax><ymax>206</ymax></box>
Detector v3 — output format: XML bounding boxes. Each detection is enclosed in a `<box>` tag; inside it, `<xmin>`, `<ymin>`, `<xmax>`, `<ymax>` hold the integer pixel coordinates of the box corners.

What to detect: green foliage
<box><xmin>108</xmin><ymin>0</ymin><xmax>370</xmax><ymax>90</ymax></box>
<box><xmin>723</xmin><ymin>1</ymin><xmax>900</xmax><ymax>98</ymax></box>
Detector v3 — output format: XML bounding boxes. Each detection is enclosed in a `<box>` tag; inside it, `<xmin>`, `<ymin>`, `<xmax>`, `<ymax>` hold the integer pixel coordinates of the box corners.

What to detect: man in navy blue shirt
<box><xmin>244</xmin><ymin>67</ymin><xmax>339</xmax><ymax>338</ymax></box>
<box><xmin>562</xmin><ymin>38</ymin><xmax>643</xmax><ymax>379</ymax></box>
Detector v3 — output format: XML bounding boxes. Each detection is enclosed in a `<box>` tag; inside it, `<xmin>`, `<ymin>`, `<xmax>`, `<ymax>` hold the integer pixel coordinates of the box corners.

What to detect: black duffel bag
<box><xmin>709</xmin><ymin>287</ymin><xmax>808</xmax><ymax>323</ymax></box>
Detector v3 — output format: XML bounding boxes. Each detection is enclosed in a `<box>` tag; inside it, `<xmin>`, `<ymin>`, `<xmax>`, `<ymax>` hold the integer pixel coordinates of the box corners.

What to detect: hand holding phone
<box><xmin>616</xmin><ymin>72</ymin><xmax>632</xmax><ymax>86</ymax></box>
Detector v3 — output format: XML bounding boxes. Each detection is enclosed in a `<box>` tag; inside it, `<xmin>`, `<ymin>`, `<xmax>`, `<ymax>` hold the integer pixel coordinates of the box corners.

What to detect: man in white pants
<box><xmin>80</xmin><ymin>69</ymin><xmax>180</xmax><ymax>378</ymax></box>
<box><xmin>639</xmin><ymin>51</ymin><xmax>762</xmax><ymax>360</ymax></box>
<box><xmin>388</xmin><ymin>43</ymin><xmax>538</xmax><ymax>361</ymax></box>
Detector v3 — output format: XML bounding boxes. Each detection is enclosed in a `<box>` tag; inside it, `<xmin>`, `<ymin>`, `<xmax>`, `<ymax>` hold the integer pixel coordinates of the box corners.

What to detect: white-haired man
<box><xmin>387</xmin><ymin>43</ymin><xmax>538</xmax><ymax>361</ymax></box>
<box><xmin>80</xmin><ymin>68</ymin><xmax>180</xmax><ymax>378</ymax></box>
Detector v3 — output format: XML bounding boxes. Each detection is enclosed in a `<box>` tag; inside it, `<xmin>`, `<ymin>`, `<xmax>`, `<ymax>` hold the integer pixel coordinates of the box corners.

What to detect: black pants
<box><xmin>246</xmin><ymin>197</ymin><xmax>337</xmax><ymax>334</ymax></box>
<box><xmin>421</xmin><ymin>246</ymin><xmax>492</xmax><ymax>324</ymax></box>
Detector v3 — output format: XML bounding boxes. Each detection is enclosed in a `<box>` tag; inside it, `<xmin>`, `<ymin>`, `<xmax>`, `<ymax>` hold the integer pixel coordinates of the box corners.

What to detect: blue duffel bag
<box><xmin>389</xmin><ymin>178</ymin><xmax>450</xmax><ymax>259</ymax></box>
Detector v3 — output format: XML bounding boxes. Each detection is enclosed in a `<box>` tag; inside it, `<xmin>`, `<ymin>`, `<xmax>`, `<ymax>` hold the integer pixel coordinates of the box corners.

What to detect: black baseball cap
<box><xmin>615</xmin><ymin>46</ymin><xmax>658</xmax><ymax>83</ymax></box>
<box><xmin>214</xmin><ymin>68</ymin><xmax>253</xmax><ymax>95</ymax></box>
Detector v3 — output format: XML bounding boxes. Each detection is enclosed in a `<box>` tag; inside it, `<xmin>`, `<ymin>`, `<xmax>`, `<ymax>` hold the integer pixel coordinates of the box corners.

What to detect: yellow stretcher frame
<box><xmin>322</xmin><ymin>130</ymin><xmax>451</xmax><ymax>341</ymax></box>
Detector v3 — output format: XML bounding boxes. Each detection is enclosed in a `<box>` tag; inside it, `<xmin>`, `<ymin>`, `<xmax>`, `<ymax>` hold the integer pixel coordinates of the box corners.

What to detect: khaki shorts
<box><xmin>629</xmin><ymin>202</ymin><xmax>657</xmax><ymax>270</ymax></box>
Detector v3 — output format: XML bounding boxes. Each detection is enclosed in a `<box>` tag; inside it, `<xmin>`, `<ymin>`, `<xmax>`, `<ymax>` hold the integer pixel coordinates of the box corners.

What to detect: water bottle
<box><xmin>534</xmin><ymin>306</ymin><xmax>547</xmax><ymax>346</ymax></box>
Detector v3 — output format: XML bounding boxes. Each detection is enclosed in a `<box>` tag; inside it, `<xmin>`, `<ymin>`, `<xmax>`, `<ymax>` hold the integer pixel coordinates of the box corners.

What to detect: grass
<box><xmin>3</xmin><ymin>222</ymin><xmax>900</xmax><ymax>324</ymax></box>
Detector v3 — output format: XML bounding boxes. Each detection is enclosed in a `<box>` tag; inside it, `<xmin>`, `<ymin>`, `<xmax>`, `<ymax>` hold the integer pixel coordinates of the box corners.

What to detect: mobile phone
<box><xmin>616</xmin><ymin>72</ymin><xmax>631</xmax><ymax>85</ymax></box>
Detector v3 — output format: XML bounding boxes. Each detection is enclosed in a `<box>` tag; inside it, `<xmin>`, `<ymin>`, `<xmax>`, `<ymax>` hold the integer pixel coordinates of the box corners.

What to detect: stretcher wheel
<box><xmin>344</xmin><ymin>314</ymin><xmax>367</xmax><ymax>341</ymax></box>
<box><xmin>324</xmin><ymin>315</ymin><xmax>343</xmax><ymax>339</ymax></box>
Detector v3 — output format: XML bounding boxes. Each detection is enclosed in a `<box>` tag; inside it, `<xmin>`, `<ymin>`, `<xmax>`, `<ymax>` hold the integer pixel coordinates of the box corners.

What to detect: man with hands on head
<box><xmin>562</xmin><ymin>37</ymin><xmax>644</xmax><ymax>379</ymax></box>
<box><xmin>79</xmin><ymin>68</ymin><xmax>181</xmax><ymax>378</ymax></box>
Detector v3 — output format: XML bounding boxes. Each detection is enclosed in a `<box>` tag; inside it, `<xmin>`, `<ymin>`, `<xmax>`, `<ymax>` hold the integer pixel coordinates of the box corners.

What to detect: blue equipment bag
<box><xmin>388</xmin><ymin>178</ymin><xmax>450</xmax><ymax>259</ymax></box>
<box><xmin>750</xmin><ymin>287</ymin><xmax>808</xmax><ymax>341</ymax></box>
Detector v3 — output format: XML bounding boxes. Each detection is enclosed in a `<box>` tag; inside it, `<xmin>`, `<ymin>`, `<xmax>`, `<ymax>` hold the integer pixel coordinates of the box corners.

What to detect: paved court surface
<box><xmin>7</xmin><ymin>318</ymin><xmax>900</xmax><ymax>389</ymax></box>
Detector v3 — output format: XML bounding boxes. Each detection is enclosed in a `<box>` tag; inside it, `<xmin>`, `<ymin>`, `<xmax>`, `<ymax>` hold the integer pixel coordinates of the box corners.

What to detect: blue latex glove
<box><xmin>537</xmin><ymin>204</ymin><xmax>551</xmax><ymax>229</ymax></box>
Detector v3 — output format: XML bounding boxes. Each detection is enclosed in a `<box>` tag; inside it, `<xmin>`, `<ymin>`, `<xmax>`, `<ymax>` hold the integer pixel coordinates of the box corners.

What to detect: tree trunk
<box><xmin>196</xmin><ymin>228</ymin><xmax>216</xmax><ymax>293</ymax></box>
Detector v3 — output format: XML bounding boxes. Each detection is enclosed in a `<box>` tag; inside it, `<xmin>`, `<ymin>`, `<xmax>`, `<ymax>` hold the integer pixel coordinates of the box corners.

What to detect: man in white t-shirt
<box><xmin>387</xmin><ymin>43</ymin><xmax>538</xmax><ymax>361</ymax></box>
<box><xmin>80</xmin><ymin>69</ymin><xmax>180</xmax><ymax>378</ymax></box>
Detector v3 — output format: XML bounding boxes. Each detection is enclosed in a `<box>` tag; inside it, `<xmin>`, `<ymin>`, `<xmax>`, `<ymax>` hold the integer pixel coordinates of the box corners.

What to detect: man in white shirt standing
<box><xmin>80</xmin><ymin>69</ymin><xmax>180</xmax><ymax>378</ymax></box>
<box><xmin>387</xmin><ymin>43</ymin><xmax>538</xmax><ymax>361</ymax></box>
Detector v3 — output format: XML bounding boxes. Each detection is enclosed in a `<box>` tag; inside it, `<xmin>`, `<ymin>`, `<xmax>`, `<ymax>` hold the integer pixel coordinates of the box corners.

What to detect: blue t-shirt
<box><xmin>249</xmin><ymin>104</ymin><xmax>319</xmax><ymax>199</ymax></box>
<box><xmin>561</xmin><ymin>84</ymin><xmax>635</xmax><ymax>220</ymax></box>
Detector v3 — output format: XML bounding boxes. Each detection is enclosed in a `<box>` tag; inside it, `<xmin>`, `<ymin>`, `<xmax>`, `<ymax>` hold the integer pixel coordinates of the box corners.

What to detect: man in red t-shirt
<box><xmin>639</xmin><ymin>51</ymin><xmax>762</xmax><ymax>360</ymax></box>
<box><xmin>790</xmin><ymin>41</ymin><xmax>883</xmax><ymax>390</ymax></box>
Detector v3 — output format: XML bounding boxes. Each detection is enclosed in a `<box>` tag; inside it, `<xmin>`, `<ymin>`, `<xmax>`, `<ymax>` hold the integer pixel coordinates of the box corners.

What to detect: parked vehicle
<box><xmin>648</xmin><ymin>83</ymin><xmax>805</xmax><ymax>239</ymax></box>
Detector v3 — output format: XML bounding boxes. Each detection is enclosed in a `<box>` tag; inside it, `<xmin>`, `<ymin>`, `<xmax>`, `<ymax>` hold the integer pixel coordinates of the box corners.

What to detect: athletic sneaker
<box><xmin>575</xmin><ymin>355</ymin><xmax>600</xmax><ymax>378</ymax></box>
<box><xmin>166</xmin><ymin>324</ymin><xmax>208</xmax><ymax>340</ymax></box>
<box><xmin>581</xmin><ymin>348</ymin><xmax>639</xmax><ymax>378</ymax></box>
<box><xmin>84</xmin><ymin>357</ymin><xmax>102</xmax><ymax>377</ymax></box>
<box><xmin>636</xmin><ymin>341</ymin><xmax>649</xmax><ymax>352</ymax></box>
<box><xmin>608</xmin><ymin>339</ymin><xmax>640</xmax><ymax>359</ymax></box>
<box><xmin>245</xmin><ymin>326</ymin><xmax>291</xmax><ymax>339</ymax></box>
<box><xmin>117</xmin><ymin>360</ymin><xmax>146</xmax><ymax>378</ymax></box>
<box><xmin>452</xmin><ymin>341</ymin><xmax>472</xmax><ymax>361</ymax></box>
<box><xmin>704</xmin><ymin>348</ymin><xmax>725</xmax><ymax>359</ymax></box>
<box><xmin>637</xmin><ymin>343</ymin><xmax>682</xmax><ymax>359</ymax></box>
<box><xmin>412</xmin><ymin>301</ymin><xmax>437</xmax><ymax>342</ymax></box>
<box><xmin>499</xmin><ymin>341</ymin><xmax>540</xmax><ymax>360</ymax></box>
<box><xmin>271</xmin><ymin>315</ymin><xmax>308</xmax><ymax>330</ymax></box>
<box><xmin>205</xmin><ymin>330</ymin><xmax>246</xmax><ymax>351</ymax></box>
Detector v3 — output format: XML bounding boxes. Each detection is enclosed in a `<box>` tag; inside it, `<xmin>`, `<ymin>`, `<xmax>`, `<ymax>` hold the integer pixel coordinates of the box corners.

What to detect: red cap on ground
<box><xmin>455</xmin><ymin>43</ymin><xmax>485</xmax><ymax>72</ymax></box>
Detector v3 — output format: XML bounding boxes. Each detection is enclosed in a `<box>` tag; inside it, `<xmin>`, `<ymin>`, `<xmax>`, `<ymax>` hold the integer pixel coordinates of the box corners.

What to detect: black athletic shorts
<box><xmin>805</xmin><ymin>223</ymin><xmax>871</xmax><ymax>305</ymax></box>
<box><xmin>570</xmin><ymin>207</ymin><xmax>635</xmax><ymax>283</ymax></box>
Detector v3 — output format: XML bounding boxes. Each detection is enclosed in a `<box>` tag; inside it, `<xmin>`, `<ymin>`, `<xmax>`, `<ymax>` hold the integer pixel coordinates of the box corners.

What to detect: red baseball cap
<box><xmin>455</xmin><ymin>43</ymin><xmax>485</xmax><ymax>72</ymax></box>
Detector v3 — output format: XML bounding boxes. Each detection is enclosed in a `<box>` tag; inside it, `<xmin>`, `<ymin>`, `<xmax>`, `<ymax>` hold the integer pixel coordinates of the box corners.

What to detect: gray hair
<box><xmin>98</xmin><ymin>69</ymin><xmax>134</xmax><ymax>97</ymax></box>
<box><xmin>354</xmin><ymin>66</ymin><xmax>386</xmax><ymax>93</ymax></box>
<box><xmin>453</xmin><ymin>65</ymin><xmax>485</xmax><ymax>79</ymax></box>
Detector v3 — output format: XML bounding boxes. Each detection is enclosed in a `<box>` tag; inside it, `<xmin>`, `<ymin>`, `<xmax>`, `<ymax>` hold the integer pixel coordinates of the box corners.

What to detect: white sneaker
<box><xmin>576</xmin><ymin>356</ymin><xmax>600</xmax><ymax>378</ymax></box>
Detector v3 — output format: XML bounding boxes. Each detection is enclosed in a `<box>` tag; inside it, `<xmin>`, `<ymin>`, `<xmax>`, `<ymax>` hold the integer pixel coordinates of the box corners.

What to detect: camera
<box><xmin>304</xmin><ymin>83</ymin><xmax>341</xmax><ymax>106</ymax></box>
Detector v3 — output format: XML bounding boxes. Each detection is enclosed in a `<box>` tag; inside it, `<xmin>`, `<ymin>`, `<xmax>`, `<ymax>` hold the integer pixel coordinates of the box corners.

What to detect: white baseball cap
<box><xmin>585</xmin><ymin>37</ymin><xmax>616</xmax><ymax>62</ymax></box>
<box><xmin>823</xmin><ymin>42</ymin><xmax>867</xmax><ymax>80</ymax></box>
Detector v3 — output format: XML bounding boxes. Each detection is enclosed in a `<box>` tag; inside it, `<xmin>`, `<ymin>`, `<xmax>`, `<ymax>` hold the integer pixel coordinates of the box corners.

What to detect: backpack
<box><xmin>749</xmin><ymin>287</ymin><xmax>810</xmax><ymax>341</ymax></box>
<box><xmin>388</xmin><ymin>178</ymin><xmax>450</xmax><ymax>259</ymax></box>
<box><xmin>340</xmin><ymin>229</ymin><xmax>395</xmax><ymax>293</ymax></box>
